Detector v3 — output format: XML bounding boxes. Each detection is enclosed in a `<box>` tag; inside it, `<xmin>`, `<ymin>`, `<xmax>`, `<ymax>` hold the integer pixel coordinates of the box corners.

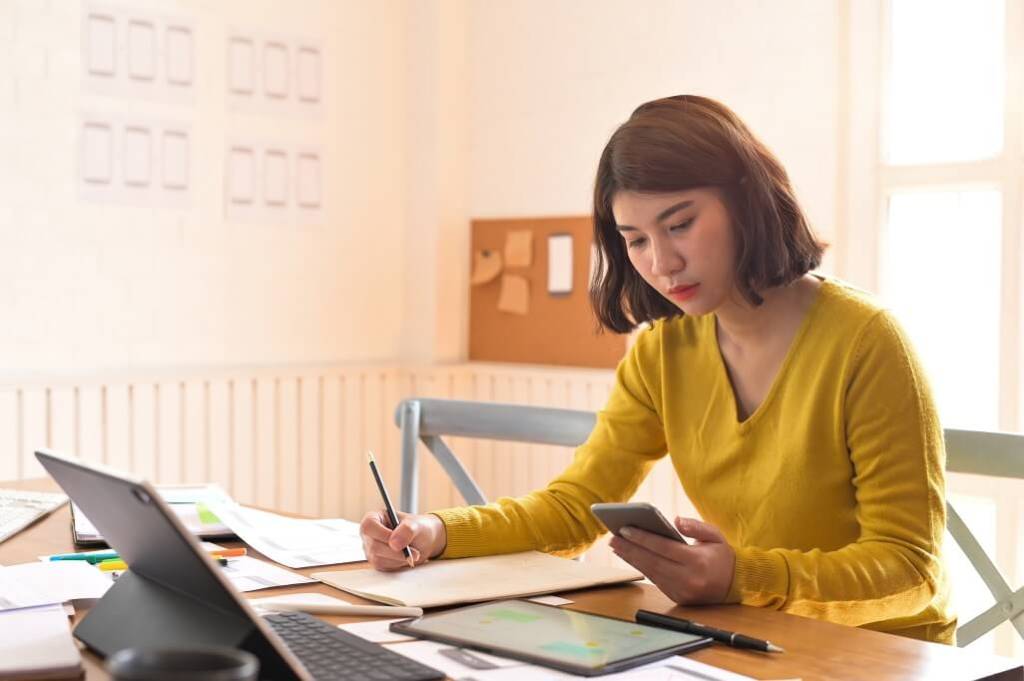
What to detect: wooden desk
<box><xmin>2</xmin><ymin>479</ymin><xmax>1021</xmax><ymax>681</ymax></box>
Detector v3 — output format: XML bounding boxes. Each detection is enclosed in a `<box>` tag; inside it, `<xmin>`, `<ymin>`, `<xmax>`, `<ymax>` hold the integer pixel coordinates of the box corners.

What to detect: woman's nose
<box><xmin>650</xmin><ymin>240</ymin><xmax>684</xmax><ymax>277</ymax></box>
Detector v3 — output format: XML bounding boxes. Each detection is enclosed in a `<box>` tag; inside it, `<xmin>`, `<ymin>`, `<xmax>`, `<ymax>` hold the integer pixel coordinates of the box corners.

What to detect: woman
<box><xmin>359</xmin><ymin>95</ymin><xmax>955</xmax><ymax>644</ymax></box>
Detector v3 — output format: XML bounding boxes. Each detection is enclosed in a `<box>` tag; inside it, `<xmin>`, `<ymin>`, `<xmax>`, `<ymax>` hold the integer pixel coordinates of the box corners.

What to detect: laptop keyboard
<box><xmin>264</xmin><ymin>610</ymin><xmax>444</xmax><ymax>681</ymax></box>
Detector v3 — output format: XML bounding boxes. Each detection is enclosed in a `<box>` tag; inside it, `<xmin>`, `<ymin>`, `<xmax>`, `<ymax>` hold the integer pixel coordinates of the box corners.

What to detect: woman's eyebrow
<box><xmin>656</xmin><ymin>200</ymin><xmax>693</xmax><ymax>222</ymax></box>
<box><xmin>615</xmin><ymin>200</ymin><xmax>694</xmax><ymax>232</ymax></box>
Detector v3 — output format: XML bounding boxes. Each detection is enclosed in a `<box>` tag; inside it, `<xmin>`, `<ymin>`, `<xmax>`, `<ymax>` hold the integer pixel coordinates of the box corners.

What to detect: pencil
<box><xmin>367</xmin><ymin>450</ymin><xmax>415</xmax><ymax>568</ymax></box>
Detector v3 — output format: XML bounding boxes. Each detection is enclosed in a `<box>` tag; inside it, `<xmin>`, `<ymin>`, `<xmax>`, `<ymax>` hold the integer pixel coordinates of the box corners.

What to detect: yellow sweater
<box><xmin>434</xmin><ymin>279</ymin><xmax>955</xmax><ymax>644</ymax></box>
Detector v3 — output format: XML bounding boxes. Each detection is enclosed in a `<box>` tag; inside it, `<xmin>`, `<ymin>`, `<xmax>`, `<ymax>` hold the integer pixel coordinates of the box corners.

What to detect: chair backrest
<box><xmin>393</xmin><ymin>398</ymin><xmax>595</xmax><ymax>514</ymax></box>
<box><xmin>943</xmin><ymin>428</ymin><xmax>1024</xmax><ymax>647</ymax></box>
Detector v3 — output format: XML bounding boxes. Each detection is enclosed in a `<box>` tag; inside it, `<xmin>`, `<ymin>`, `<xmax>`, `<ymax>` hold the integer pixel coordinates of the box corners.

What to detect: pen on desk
<box><xmin>51</xmin><ymin>547</ymin><xmax>245</xmax><ymax>564</ymax></box>
<box><xmin>635</xmin><ymin>609</ymin><xmax>785</xmax><ymax>653</ymax></box>
<box><xmin>366</xmin><ymin>450</ymin><xmax>415</xmax><ymax>568</ymax></box>
<box><xmin>97</xmin><ymin>556</ymin><xmax>229</xmax><ymax>572</ymax></box>
<box><xmin>49</xmin><ymin>550</ymin><xmax>119</xmax><ymax>564</ymax></box>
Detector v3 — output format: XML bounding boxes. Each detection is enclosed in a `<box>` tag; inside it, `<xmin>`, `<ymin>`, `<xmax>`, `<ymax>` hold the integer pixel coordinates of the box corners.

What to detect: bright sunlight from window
<box><xmin>886</xmin><ymin>0</ymin><xmax>1004</xmax><ymax>165</ymax></box>
<box><xmin>881</xmin><ymin>189</ymin><xmax>1002</xmax><ymax>430</ymax></box>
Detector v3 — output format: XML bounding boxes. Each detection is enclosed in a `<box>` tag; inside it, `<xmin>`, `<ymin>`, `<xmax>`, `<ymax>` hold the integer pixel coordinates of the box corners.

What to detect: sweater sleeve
<box><xmin>433</xmin><ymin>330</ymin><xmax>669</xmax><ymax>559</ymax></box>
<box><xmin>725</xmin><ymin>311</ymin><xmax>948</xmax><ymax>626</ymax></box>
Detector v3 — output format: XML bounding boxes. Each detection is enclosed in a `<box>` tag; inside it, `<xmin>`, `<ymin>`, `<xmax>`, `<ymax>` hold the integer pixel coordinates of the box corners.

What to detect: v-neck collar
<box><xmin>709</xmin><ymin>278</ymin><xmax>830</xmax><ymax>434</ymax></box>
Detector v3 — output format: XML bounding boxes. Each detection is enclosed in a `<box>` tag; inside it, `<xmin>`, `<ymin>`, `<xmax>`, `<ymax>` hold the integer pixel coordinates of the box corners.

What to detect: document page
<box><xmin>207</xmin><ymin>503</ymin><xmax>365</xmax><ymax>568</ymax></box>
<box><xmin>313</xmin><ymin>551</ymin><xmax>642</xmax><ymax>608</ymax></box>
<box><xmin>0</xmin><ymin>562</ymin><xmax>111</xmax><ymax>611</ymax></box>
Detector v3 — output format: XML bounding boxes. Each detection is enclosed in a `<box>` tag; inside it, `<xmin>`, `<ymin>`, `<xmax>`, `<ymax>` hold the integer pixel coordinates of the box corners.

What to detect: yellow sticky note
<box><xmin>504</xmin><ymin>230</ymin><xmax>533</xmax><ymax>268</ymax></box>
<box><xmin>470</xmin><ymin>249</ymin><xmax>503</xmax><ymax>285</ymax></box>
<box><xmin>497</xmin><ymin>274</ymin><xmax>529</xmax><ymax>315</ymax></box>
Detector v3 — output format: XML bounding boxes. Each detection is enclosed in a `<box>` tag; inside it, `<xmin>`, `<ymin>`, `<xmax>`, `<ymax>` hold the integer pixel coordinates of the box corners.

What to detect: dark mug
<box><xmin>107</xmin><ymin>646</ymin><xmax>259</xmax><ymax>681</ymax></box>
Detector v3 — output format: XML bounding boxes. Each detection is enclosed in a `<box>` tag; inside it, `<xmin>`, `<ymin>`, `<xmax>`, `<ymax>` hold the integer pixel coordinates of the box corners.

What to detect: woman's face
<box><xmin>611</xmin><ymin>187</ymin><xmax>737</xmax><ymax>316</ymax></box>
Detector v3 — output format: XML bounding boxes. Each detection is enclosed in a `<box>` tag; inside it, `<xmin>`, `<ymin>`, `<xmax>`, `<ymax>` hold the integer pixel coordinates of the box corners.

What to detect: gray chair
<box><xmin>395</xmin><ymin>398</ymin><xmax>1024</xmax><ymax>648</ymax></box>
<box><xmin>394</xmin><ymin>398</ymin><xmax>595</xmax><ymax>514</ymax></box>
<box><xmin>944</xmin><ymin>428</ymin><xmax>1024</xmax><ymax>647</ymax></box>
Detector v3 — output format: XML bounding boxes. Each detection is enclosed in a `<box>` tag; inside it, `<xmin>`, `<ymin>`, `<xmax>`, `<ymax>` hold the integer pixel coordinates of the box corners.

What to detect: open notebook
<box><xmin>312</xmin><ymin>551</ymin><xmax>643</xmax><ymax>608</ymax></box>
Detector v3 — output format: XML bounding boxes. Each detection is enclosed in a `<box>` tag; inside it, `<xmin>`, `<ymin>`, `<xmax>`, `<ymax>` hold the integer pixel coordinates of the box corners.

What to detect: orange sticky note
<box><xmin>497</xmin><ymin>274</ymin><xmax>529</xmax><ymax>315</ymax></box>
<box><xmin>504</xmin><ymin>230</ymin><xmax>533</xmax><ymax>268</ymax></box>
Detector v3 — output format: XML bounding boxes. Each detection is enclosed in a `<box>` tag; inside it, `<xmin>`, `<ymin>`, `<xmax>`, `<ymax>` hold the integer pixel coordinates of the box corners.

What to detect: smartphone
<box><xmin>590</xmin><ymin>502</ymin><xmax>690</xmax><ymax>544</ymax></box>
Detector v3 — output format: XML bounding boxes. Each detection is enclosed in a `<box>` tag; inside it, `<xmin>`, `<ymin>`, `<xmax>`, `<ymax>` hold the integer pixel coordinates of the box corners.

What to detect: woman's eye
<box><xmin>627</xmin><ymin>238</ymin><xmax>647</xmax><ymax>250</ymax></box>
<box><xmin>670</xmin><ymin>218</ymin><xmax>694</xmax><ymax>232</ymax></box>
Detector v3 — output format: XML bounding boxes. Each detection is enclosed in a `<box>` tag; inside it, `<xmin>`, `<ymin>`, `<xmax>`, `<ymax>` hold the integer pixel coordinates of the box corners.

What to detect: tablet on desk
<box><xmin>390</xmin><ymin>598</ymin><xmax>711</xmax><ymax>676</ymax></box>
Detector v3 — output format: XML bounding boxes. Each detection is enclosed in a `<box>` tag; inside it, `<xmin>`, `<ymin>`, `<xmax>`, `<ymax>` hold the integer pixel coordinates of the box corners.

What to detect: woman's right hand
<box><xmin>359</xmin><ymin>510</ymin><xmax>447</xmax><ymax>571</ymax></box>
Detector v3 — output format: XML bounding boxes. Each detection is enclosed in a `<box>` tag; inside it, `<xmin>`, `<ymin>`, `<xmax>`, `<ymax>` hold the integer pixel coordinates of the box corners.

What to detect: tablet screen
<box><xmin>394</xmin><ymin>599</ymin><xmax>706</xmax><ymax>672</ymax></box>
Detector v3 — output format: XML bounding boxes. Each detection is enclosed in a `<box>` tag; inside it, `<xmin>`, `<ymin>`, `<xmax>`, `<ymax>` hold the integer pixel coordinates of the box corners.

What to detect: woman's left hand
<box><xmin>609</xmin><ymin>516</ymin><xmax>735</xmax><ymax>605</ymax></box>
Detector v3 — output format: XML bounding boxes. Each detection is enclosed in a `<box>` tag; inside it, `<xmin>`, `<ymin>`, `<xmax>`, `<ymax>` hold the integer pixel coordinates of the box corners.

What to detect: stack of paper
<box><xmin>72</xmin><ymin>484</ymin><xmax>236</xmax><ymax>545</ymax></box>
<box><xmin>0</xmin><ymin>562</ymin><xmax>110</xmax><ymax>611</ymax></box>
<box><xmin>313</xmin><ymin>551</ymin><xmax>643</xmax><ymax>608</ymax></box>
<box><xmin>0</xmin><ymin>604</ymin><xmax>82</xmax><ymax>680</ymax></box>
<box><xmin>207</xmin><ymin>503</ymin><xmax>365</xmax><ymax>568</ymax></box>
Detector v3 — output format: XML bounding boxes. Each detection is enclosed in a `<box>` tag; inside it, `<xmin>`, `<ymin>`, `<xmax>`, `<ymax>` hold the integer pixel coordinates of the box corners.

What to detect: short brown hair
<box><xmin>590</xmin><ymin>95</ymin><xmax>826</xmax><ymax>333</ymax></box>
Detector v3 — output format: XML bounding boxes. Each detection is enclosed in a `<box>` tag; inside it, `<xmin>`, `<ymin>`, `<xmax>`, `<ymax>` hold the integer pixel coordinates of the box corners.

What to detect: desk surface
<box><xmin>1</xmin><ymin>479</ymin><xmax>1021</xmax><ymax>681</ymax></box>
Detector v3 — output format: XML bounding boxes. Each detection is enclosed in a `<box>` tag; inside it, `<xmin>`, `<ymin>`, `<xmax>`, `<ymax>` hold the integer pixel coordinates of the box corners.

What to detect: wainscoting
<box><xmin>0</xmin><ymin>362</ymin><xmax>691</xmax><ymax>525</ymax></box>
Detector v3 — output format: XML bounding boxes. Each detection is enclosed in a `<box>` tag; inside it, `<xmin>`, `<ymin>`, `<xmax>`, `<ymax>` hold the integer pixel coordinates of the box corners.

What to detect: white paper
<box><xmin>250</xmin><ymin>592</ymin><xmax>353</xmax><ymax>611</ymax></box>
<box><xmin>527</xmin><ymin>595</ymin><xmax>573</xmax><ymax>606</ymax></box>
<box><xmin>547</xmin><ymin>234</ymin><xmax>573</xmax><ymax>294</ymax></box>
<box><xmin>611</xmin><ymin>657</ymin><xmax>760</xmax><ymax>680</ymax></box>
<box><xmin>207</xmin><ymin>503</ymin><xmax>365</xmax><ymax>568</ymax></box>
<box><xmin>0</xmin><ymin>562</ymin><xmax>110</xmax><ymax>611</ymax></box>
<box><xmin>339</xmin><ymin>617</ymin><xmax>416</xmax><ymax>644</ymax></box>
<box><xmin>220</xmin><ymin>556</ymin><xmax>315</xmax><ymax>592</ymax></box>
<box><xmin>0</xmin><ymin>604</ymin><xmax>81</xmax><ymax>677</ymax></box>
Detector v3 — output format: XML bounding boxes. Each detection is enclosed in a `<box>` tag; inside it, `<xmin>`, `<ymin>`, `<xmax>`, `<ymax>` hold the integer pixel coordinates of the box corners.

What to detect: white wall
<box><xmin>465</xmin><ymin>0</ymin><xmax>841</xmax><ymax>229</ymax></box>
<box><xmin>1</xmin><ymin>0</ymin><xmax>843</xmax><ymax>374</ymax></box>
<box><xmin>0</xmin><ymin>0</ymin><xmax>409</xmax><ymax>375</ymax></box>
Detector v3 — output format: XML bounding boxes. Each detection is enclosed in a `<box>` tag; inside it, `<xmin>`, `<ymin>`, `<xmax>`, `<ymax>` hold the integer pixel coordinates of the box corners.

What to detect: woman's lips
<box><xmin>668</xmin><ymin>283</ymin><xmax>700</xmax><ymax>302</ymax></box>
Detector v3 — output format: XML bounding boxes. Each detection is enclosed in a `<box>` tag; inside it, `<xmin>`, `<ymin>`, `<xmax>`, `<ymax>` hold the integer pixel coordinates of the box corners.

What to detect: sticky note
<box><xmin>497</xmin><ymin>274</ymin><xmax>529</xmax><ymax>315</ymax></box>
<box><xmin>504</xmin><ymin>230</ymin><xmax>533</xmax><ymax>268</ymax></box>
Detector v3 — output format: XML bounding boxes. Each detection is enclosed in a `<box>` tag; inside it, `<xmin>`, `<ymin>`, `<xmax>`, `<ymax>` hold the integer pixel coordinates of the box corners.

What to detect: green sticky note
<box><xmin>195</xmin><ymin>502</ymin><xmax>221</xmax><ymax>526</ymax></box>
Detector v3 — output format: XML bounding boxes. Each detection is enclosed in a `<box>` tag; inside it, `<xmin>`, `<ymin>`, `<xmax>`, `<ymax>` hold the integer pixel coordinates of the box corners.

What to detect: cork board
<box><xmin>469</xmin><ymin>216</ymin><xmax>628</xmax><ymax>368</ymax></box>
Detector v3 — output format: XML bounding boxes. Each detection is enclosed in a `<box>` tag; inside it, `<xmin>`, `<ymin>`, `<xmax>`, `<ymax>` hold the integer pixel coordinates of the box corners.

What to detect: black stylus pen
<box><xmin>636</xmin><ymin>609</ymin><xmax>785</xmax><ymax>653</ymax></box>
<box><xmin>367</xmin><ymin>450</ymin><xmax>415</xmax><ymax>568</ymax></box>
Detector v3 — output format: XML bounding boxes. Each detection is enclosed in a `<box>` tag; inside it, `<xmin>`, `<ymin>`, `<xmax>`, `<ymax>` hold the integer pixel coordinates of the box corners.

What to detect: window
<box><xmin>849</xmin><ymin>0</ymin><xmax>1024</xmax><ymax>657</ymax></box>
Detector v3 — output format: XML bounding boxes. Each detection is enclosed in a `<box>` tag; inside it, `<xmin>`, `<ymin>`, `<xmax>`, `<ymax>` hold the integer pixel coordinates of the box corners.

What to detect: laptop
<box><xmin>35</xmin><ymin>449</ymin><xmax>443</xmax><ymax>681</ymax></box>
